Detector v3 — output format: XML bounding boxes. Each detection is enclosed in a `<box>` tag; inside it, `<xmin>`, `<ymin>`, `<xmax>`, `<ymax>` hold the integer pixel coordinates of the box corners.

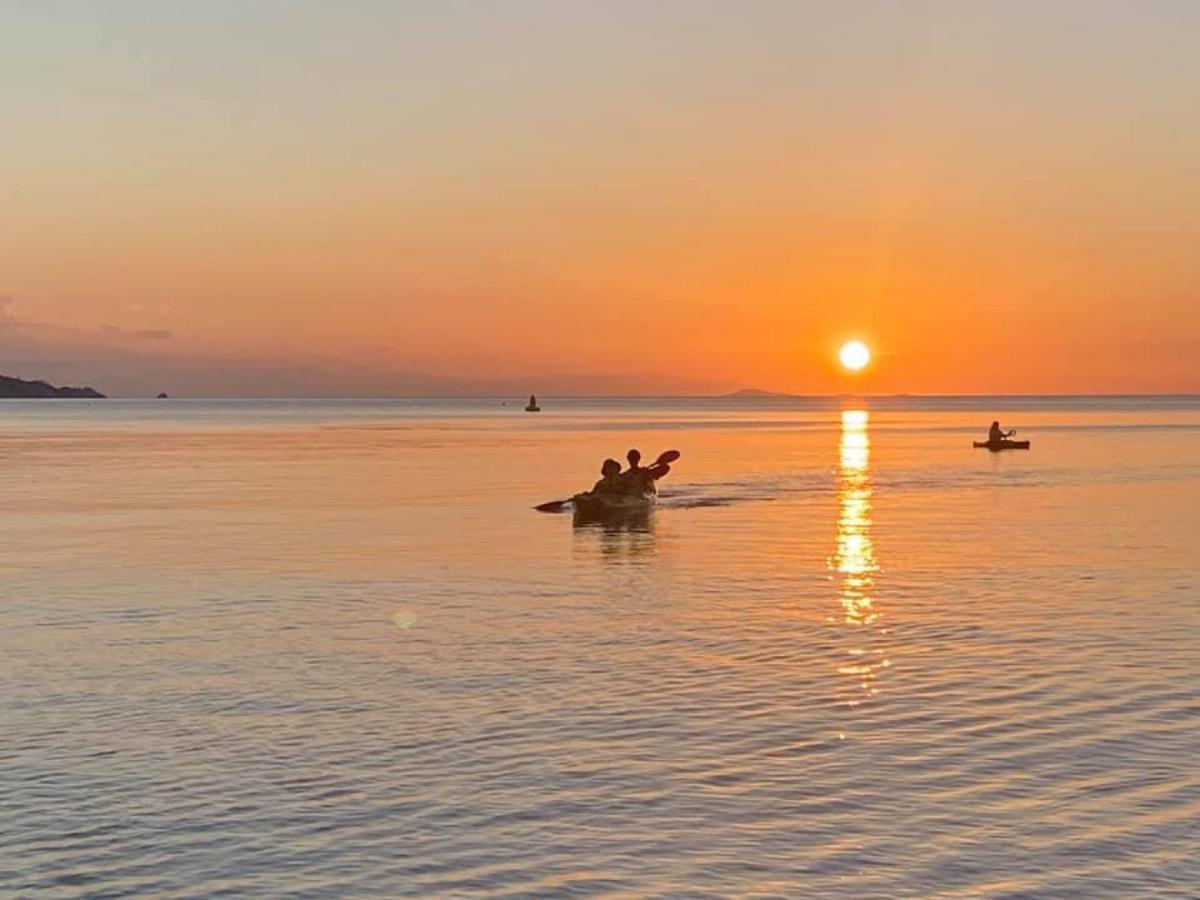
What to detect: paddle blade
<box><xmin>534</xmin><ymin>499</ymin><xmax>571</xmax><ymax>513</ymax></box>
<box><xmin>649</xmin><ymin>463</ymin><xmax>671</xmax><ymax>480</ymax></box>
<box><xmin>653</xmin><ymin>449</ymin><xmax>681</xmax><ymax>466</ymax></box>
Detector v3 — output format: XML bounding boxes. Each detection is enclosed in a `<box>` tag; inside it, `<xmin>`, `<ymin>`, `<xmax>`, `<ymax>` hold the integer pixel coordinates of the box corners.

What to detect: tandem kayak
<box><xmin>571</xmin><ymin>489</ymin><xmax>656</xmax><ymax>518</ymax></box>
<box><xmin>534</xmin><ymin>449</ymin><xmax>680</xmax><ymax>516</ymax></box>
<box><xmin>974</xmin><ymin>439</ymin><xmax>1030</xmax><ymax>451</ymax></box>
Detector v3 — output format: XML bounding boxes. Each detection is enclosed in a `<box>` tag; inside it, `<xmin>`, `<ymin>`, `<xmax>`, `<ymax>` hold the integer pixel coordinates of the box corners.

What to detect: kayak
<box><xmin>974</xmin><ymin>439</ymin><xmax>1030</xmax><ymax>451</ymax></box>
<box><xmin>534</xmin><ymin>449</ymin><xmax>679</xmax><ymax>516</ymax></box>
<box><xmin>571</xmin><ymin>489</ymin><xmax>656</xmax><ymax>517</ymax></box>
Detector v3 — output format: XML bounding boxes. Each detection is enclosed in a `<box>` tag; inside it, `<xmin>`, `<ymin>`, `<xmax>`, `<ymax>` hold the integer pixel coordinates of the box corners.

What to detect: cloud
<box><xmin>2</xmin><ymin>297</ymin><xmax>171</xmax><ymax>344</ymax></box>
<box><xmin>97</xmin><ymin>324</ymin><xmax>174</xmax><ymax>343</ymax></box>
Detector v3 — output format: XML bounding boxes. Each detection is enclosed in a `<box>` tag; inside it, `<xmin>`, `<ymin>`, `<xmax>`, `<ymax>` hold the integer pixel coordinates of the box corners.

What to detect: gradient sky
<box><xmin>3</xmin><ymin>1</ymin><xmax>1198</xmax><ymax>396</ymax></box>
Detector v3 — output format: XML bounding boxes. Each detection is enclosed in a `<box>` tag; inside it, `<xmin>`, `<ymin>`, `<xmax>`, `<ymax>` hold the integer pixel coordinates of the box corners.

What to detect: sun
<box><xmin>839</xmin><ymin>340</ymin><xmax>871</xmax><ymax>372</ymax></box>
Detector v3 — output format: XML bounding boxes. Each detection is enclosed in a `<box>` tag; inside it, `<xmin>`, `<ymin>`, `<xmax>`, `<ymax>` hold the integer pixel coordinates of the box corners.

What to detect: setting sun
<box><xmin>839</xmin><ymin>341</ymin><xmax>871</xmax><ymax>372</ymax></box>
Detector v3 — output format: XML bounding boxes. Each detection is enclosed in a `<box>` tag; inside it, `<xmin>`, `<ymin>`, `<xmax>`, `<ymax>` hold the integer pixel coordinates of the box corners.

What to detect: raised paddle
<box><xmin>534</xmin><ymin>450</ymin><xmax>681</xmax><ymax>513</ymax></box>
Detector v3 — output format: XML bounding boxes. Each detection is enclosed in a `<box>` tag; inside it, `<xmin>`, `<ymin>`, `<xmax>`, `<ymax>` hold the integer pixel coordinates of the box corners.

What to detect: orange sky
<box><xmin>2</xmin><ymin>3</ymin><xmax>1197</xmax><ymax>396</ymax></box>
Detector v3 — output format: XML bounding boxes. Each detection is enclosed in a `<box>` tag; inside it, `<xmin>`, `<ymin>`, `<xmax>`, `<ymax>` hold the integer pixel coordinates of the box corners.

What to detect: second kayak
<box><xmin>974</xmin><ymin>439</ymin><xmax>1031</xmax><ymax>451</ymax></box>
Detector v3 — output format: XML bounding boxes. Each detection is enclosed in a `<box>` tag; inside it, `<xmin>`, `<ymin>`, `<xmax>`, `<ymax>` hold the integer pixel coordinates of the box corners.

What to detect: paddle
<box><xmin>534</xmin><ymin>450</ymin><xmax>681</xmax><ymax>512</ymax></box>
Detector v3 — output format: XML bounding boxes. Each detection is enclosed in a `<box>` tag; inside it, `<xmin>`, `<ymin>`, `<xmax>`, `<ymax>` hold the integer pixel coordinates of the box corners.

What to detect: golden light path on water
<box><xmin>831</xmin><ymin>409</ymin><xmax>888</xmax><ymax>707</ymax></box>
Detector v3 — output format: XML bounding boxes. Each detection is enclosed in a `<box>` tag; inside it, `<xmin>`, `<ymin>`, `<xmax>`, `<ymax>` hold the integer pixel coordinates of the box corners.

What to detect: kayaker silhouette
<box><xmin>621</xmin><ymin>448</ymin><xmax>662</xmax><ymax>493</ymax></box>
<box><xmin>988</xmin><ymin>421</ymin><xmax>1015</xmax><ymax>442</ymax></box>
<box><xmin>975</xmin><ymin>426</ymin><xmax>1029</xmax><ymax>450</ymax></box>
<box><xmin>591</xmin><ymin>458</ymin><xmax>624</xmax><ymax>494</ymax></box>
<box><xmin>533</xmin><ymin>449</ymin><xmax>680</xmax><ymax>513</ymax></box>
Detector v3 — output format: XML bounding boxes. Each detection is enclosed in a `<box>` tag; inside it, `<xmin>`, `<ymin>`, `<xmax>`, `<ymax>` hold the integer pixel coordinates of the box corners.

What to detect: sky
<box><xmin>2</xmin><ymin>1</ymin><xmax>1197</xmax><ymax>396</ymax></box>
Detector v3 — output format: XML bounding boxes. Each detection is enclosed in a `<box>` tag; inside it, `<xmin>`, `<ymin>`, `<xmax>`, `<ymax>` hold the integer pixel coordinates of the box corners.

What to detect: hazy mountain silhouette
<box><xmin>0</xmin><ymin>374</ymin><xmax>104</xmax><ymax>398</ymax></box>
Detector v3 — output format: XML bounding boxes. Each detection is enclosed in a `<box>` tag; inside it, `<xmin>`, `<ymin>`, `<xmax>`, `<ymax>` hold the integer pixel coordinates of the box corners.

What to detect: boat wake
<box><xmin>659</xmin><ymin>476</ymin><xmax>824</xmax><ymax>510</ymax></box>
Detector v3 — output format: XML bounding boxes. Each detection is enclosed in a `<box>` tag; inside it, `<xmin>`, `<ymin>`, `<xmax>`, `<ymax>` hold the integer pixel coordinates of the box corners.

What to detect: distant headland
<box><xmin>0</xmin><ymin>374</ymin><xmax>105</xmax><ymax>399</ymax></box>
<box><xmin>725</xmin><ymin>387</ymin><xmax>789</xmax><ymax>398</ymax></box>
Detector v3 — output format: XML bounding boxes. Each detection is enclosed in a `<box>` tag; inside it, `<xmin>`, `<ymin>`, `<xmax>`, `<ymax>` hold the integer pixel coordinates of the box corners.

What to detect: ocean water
<box><xmin>2</xmin><ymin>396</ymin><xmax>1198</xmax><ymax>897</ymax></box>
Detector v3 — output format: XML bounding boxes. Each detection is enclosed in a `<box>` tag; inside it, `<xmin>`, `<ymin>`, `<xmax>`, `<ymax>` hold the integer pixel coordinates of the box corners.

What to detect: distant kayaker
<box><xmin>988</xmin><ymin>421</ymin><xmax>1015</xmax><ymax>443</ymax></box>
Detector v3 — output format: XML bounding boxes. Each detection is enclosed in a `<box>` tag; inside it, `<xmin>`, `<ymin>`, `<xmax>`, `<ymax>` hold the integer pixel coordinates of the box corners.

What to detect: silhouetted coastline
<box><xmin>0</xmin><ymin>374</ymin><xmax>105</xmax><ymax>399</ymax></box>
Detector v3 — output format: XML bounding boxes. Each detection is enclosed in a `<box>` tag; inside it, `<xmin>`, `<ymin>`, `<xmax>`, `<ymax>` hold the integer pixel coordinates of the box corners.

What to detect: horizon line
<box><xmin>13</xmin><ymin>391</ymin><xmax>1199</xmax><ymax>401</ymax></box>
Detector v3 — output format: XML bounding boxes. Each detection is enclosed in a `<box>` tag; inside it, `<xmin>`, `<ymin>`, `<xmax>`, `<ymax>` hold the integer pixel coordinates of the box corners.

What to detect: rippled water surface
<box><xmin>3</xmin><ymin>397</ymin><xmax>1198</xmax><ymax>897</ymax></box>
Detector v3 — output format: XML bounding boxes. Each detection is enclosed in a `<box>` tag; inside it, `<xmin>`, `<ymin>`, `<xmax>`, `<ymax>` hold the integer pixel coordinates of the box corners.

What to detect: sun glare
<box><xmin>839</xmin><ymin>341</ymin><xmax>871</xmax><ymax>372</ymax></box>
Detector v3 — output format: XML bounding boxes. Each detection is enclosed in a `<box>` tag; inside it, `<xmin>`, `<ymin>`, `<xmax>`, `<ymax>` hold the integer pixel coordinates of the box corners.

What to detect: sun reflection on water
<box><xmin>830</xmin><ymin>409</ymin><xmax>887</xmax><ymax>705</ymax></box>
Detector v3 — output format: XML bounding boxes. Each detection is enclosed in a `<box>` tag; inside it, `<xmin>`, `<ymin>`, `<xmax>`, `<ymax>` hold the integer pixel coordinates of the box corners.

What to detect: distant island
<box><xmin>0</xmin><ymin>374</ymin><xmax>105</xmax><ymax>399</ymax></box>
<box><xmin>725</xmin><ymin>387</ymin><xmax>789</xmax><ymax>398</ymax></box>
<box><xmin>725</xmin><ymin>388</ymin><xmax>889</xmax><ymax>399</ymax></box>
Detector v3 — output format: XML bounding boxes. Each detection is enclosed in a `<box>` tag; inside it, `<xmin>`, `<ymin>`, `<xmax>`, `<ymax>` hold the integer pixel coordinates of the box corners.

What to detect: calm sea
<box><xmin>3</xmin><ymin>397</ymin><xmax>1198</xmax><ymax>897</ymax></box>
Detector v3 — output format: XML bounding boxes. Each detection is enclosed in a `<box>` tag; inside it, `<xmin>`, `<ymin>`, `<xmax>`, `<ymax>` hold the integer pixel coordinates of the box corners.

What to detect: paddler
<box><xmin>590</xmin><ymin>458</ymin><xmax>624</xmax><ymax>494</ymax></box>
<box><xmin>620</xmin><ymin>448</ymin><xmax>659</xmax><ymax>494</ymax></box>
<box><xmin>987</xmin><ymin>421</ymin><xmax>1015</xmax><ymax>443</ymax></box>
